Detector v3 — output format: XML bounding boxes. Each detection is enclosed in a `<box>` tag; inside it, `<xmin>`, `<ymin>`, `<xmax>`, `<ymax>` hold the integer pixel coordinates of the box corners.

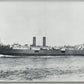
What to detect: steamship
<box><xmin>0</xmin><ymin>37</ymin><xmax>84</xmax><ymax>56</ymax></box>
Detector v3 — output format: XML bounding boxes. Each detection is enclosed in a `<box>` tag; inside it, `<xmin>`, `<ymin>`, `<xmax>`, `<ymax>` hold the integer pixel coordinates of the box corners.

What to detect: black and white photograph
<box><xmin>0</xmin><ymin>1</ymin><xmax>84</xmax><ymax>82</ymax></box>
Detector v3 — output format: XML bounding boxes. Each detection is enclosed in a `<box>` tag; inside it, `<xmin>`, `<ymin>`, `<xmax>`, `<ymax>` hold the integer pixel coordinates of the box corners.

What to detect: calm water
<box><xmin>0</xmin><ymin>55</ymin><xmax>84</xmax><ymax>82</ymax></box>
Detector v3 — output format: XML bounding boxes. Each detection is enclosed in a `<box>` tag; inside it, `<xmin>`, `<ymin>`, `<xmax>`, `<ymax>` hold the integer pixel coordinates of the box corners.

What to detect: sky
<box><xmin>0</xmin><ymin>2</ymin><xmax>84</xmax><ymax>46</ymax></box>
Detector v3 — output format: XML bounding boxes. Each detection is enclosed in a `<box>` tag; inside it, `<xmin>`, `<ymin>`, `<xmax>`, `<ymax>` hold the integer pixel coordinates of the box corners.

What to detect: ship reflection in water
<box><xmin>0</xmin><ymin>55</ymin><xmax>84</xmax><ymax>81</ymax></box>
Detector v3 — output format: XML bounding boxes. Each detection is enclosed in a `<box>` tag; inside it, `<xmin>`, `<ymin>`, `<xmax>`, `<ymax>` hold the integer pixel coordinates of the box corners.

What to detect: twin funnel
<box><xmin>32</xmin><ymin>37</ymin><xmax>46</xmax><ymax>47</ymax></box>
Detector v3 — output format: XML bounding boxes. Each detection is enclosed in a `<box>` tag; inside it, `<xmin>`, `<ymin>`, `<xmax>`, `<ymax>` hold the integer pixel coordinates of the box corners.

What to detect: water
<box><xmin>0</xmin><ymin>55</ymin><xmax>84</xmax><ymax>82</ymax></box>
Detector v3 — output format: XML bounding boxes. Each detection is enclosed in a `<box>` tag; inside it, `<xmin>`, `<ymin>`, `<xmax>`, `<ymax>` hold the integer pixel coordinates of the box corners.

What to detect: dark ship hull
<box><xmin>0</xmin><ymin>48</ymin><xmax>84</xmax><ymax>56</ymax></box>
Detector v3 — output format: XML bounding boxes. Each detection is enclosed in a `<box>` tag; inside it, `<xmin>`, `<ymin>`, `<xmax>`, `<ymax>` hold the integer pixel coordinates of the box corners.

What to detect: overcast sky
<box><xmin>0</xmin><ymin>2</ymin><xmax>84</xmax><ymax>46</ymax></box>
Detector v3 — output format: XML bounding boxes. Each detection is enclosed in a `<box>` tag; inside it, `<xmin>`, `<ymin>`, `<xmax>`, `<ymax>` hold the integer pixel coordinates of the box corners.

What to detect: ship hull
<box><xmin>0</xmin><ymin>49</ymin><xmax>84</xmax><ymax>56</ymax></box>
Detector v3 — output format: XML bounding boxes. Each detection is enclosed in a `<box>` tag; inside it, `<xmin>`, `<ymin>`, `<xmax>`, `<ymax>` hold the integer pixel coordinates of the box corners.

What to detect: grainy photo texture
<box><xmin>0</xmin><ymin>1</ymin><xmax>84</xmax><ymax>82</ymax></box>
